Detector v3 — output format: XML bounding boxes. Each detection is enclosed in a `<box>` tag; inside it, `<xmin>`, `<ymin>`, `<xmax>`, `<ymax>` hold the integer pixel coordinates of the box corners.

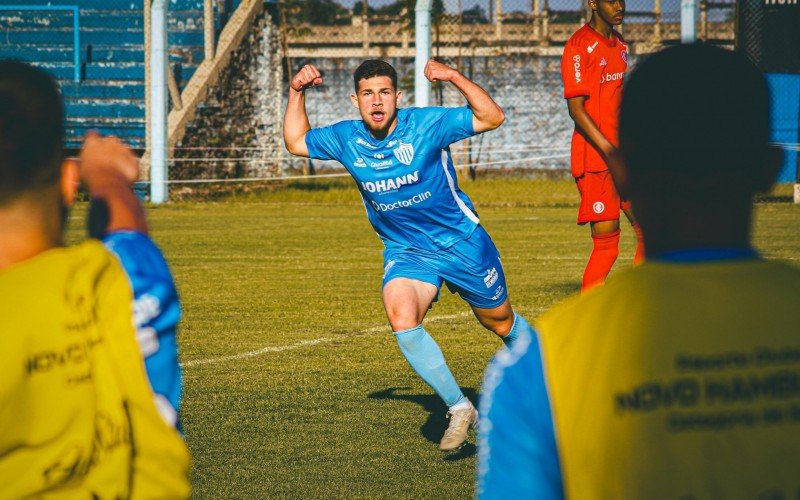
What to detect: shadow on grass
<box><xmin>543</xmin><ymin>281</ymin><xmax>581</xmax><ymax>297</ymax></box>
<box><xmin>368</xmin><ymin>387</ymin><xmax>480</xmax><ymax>461</ymax></box>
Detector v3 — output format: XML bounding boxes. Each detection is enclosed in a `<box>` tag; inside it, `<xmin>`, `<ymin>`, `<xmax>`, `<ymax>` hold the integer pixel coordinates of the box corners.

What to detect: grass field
<box><xmin>68</xmin><ymin>177</ymin><xmax>800</xmax><ymax>498</ymax></box>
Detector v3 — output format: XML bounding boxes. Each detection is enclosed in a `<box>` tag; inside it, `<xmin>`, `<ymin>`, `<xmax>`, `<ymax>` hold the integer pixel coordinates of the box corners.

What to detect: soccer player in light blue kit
<box><xmin>284</xmin><ymin>59</ymin><xmax>536</xmax><ymax>451</ymax></box>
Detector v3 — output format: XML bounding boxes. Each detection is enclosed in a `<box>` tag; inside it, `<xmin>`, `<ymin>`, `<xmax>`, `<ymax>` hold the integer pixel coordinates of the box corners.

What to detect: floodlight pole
<box><xmin>681</xmin><ymin>0</ymin><xmax>696</xmax><ymax>43</ymax></box>
<box><xmin>415</xmin><ymin>0</ymin><xmax>433</xmax><ymax>107</ymax></box>
<box><xmin>150</xmin><ymin>0</ymin><xmax>168</xmax><ymax>203</ymax></box>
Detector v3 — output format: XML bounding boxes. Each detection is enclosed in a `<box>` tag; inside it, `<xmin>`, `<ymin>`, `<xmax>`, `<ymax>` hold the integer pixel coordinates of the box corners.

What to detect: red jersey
<box><xmin>561</xmin><ymin>24</ymin><xmax>628</xmax><ymax>177</ymax></box>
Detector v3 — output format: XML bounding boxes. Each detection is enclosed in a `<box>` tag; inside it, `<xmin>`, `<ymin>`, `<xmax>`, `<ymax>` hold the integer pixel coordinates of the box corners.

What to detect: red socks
<box><xmin>632</xmin><ymin>222</ymin><xmax>645</xmax><ymax>265</ymax></box>
<box><xmin>582</xmin><ymin>224</ymin><xmax>644</xmax><ymax>291</ymax></box>
<box><xmin>582</xmin><ymin>229</ymin><xmax>620</xmax><ymax>291</ymax></box>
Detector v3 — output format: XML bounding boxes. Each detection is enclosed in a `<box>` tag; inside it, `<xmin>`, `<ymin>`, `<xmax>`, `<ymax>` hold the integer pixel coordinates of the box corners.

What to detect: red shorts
<box><xmin>575</xmin><ymin>171</ymin><xmax>631</xmax><ymax>225</ymax></box>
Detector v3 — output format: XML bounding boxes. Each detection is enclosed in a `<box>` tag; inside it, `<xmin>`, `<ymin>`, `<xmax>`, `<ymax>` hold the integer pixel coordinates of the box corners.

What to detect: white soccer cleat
<box><xmin>439</xmin><ymin>401</ymin><xmax>478</xmax><ymax>452</ymax></box>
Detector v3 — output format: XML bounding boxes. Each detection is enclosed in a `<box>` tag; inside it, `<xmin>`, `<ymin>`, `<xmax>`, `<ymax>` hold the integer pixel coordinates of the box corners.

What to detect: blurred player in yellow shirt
<box><xmin>478</xmin><ymin>44</ymin><xmax>800</xmax><ymax>499</ymax></box>
<box><xmin>0</xmin><ymin>60</ymin><xmax>190</xmax><ymax>497</ymax></box>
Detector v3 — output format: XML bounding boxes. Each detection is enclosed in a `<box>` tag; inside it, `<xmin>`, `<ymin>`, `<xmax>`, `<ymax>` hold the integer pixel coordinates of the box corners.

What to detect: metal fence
<box><xmin>737</xmin><ymin>0</ymin><xmax>800</xmax><ymax>186</ymax></box>
<box><xmin>0</xmin><ymin>2</ymin><xmax>148</xmax><ymax>149</ymax></box>
<box><xmin>165</xmin><ymin>1</ymin><xmax>286</xmax><ymax>197</ymax></box>
<box><xmin>2</xmin><ymin>1</ymin><xmax>796</xmax><ymax>201</ymax></box>
<box><xmin>277</xmin><ymin>0</ymin><xmax>739</xmax><ymax>181</ymax></box>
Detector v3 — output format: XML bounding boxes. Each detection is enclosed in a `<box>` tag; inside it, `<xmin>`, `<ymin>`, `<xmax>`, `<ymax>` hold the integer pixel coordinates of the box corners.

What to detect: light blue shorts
<box><xmin>381</xmin><ymin>226</ymin><xmax>508</xmax><ymax>309</ymax></box>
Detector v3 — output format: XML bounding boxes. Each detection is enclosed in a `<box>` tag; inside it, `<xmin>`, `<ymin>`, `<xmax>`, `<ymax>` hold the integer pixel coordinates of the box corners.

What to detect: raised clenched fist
<box><xmin>424</xmin><ymin>59</ymin><xmax>459</xmax><ymax>83</ymax></box>
<box><xmin>291</xmin><ymin>64</ymin><xmax>323</xmax><ymax>92</ymax></box>
<box><xmin>79</xmin><ymin>131</ymin><xmax>140</xmax><ymax>188</ymax></box>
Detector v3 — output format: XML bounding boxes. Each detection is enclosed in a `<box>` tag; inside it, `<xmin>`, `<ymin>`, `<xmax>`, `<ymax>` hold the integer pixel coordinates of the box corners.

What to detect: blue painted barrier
<box><xmin>0</xmin><ymin>5</ymin><xmax>80</xmax><ymax>82</ymax></box>
<box><xmin>766</xmin><ymin>74</ymin><xmax>800</xmax><ymax>183</ymax></box>
<box><xmin>2</xmin><ymin>0</ymin><xmax>241</xmax><ymax>150</ymax></box>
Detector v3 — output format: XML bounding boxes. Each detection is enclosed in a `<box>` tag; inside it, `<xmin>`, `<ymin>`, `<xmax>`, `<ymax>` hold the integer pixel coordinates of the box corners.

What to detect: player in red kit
<box><xmin>560</xmin><ymin>0</ymin><xmax>644</xmax><ymax>291</ymax></box>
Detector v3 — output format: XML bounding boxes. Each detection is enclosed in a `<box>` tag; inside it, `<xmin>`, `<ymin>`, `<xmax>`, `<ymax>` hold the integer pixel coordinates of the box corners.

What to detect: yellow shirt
<box><xmin>537</xmin><ymin>259</ymin><xmax>800</xmax><ymax>499</ymax></box>
<box><xmin>0</xmin><ymin>240</ymin><xmax>190</xmax><ymax>498</ymax></box>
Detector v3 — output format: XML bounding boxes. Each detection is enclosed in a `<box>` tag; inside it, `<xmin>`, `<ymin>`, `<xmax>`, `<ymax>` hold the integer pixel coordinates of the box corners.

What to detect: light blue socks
<box><xmin>501</xmin><ymin>312</ymin><xmax>533</xmax><ymax>348</ymax></box>
<box><xmin>394</xmin><ymin>325</ymin><xmax>466</xmax><ymax>408</ymax></box>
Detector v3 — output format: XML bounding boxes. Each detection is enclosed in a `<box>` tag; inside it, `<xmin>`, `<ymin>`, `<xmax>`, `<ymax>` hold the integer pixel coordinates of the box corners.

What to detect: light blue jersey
<box><xmin>103</xmin><ymin>231</ymin><xmax>182</xmax><ymax>429</ymax></box>
<box><xmin>306</xmin><ymin>106</ymin><xmax>480</xmax><ymax>251</ymax></box>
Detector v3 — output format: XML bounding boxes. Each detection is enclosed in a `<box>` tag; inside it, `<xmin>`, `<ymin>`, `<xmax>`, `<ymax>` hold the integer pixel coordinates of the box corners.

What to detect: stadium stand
<box><xmin>0</xmin><ymin>0</ymin><xmax>242</xmax><ymax>149</ymax></box>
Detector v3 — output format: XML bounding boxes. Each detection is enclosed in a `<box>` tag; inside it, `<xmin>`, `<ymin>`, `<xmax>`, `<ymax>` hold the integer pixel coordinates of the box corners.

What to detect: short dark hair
<box><xmin>619</xmin><ymin>44</ymin><xmax>769</xmax><ymax>177</ymax></box>
<box><xmin>353</xmin><ymin>59</ymin><xmax>398</xmax><ymax>92</ymax></box>
<box><xmin>0</xmin><ymin>60</ymin><xmax>64</xmax><ymax>204</ymax></box>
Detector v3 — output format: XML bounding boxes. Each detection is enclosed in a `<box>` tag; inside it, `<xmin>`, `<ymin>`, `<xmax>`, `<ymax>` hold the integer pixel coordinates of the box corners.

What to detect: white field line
<box><xmin>182</xmin><ymin>312</ymin><xmax>472</xmax><ymax>368</ymax></box>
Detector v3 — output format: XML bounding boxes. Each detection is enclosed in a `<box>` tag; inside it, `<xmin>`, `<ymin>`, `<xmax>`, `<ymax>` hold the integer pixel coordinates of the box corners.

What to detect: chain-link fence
<box><xmin>2</xmin><ymin>0</ymin><xmax>796</xmax><ymax>200</ymax></box>
<box><xmin>0</xmin><ymin>0</ymin><xmax>283</xmax><ymax>197</ymax></box>
<box><xmin>166</xmin><ymin>2</ymin><xmax>285</xmax><ymax>197</ymax></box>
<box><xmin>737</xmin><ymin>0</ymin><xmax>800</xmax><ymax>186</ymax></box>
<box><xmin>0</xmin><ymin>1</ymin><xmax>148</xmax><ymax>150</ymax></box>
<box><xmin>150</xmin><ymin>0</ymin><xmax>287</xmax><ymax>194</ymax></box>
<box><xmin>277</xmin><ymin>0</ymin><xmax>739</xmax><ymax>181</ymax></box>
<box><xmin>0</xmin><ymin>0</ymin><xmax>241</xmax><ymax>152</ymax></box>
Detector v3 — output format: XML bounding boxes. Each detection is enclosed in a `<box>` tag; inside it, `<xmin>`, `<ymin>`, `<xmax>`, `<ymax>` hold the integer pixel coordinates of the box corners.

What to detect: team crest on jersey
<box><xmin>484</xmin><ymin>267</ymin><xmax>499</xmax><ymax>288</ymax></box>
<box><xmin>621</xmin><ymin>50</ymin><xmax>628</xmax><ymax>64</ymax></box>
<box><xmin>393</xmin><ymin>141</ymin><xmax>415</xmax><ymax>166</ymax></box>
<box><xmin>593</xmin><ymin>201</ymin><xmax>606</xmax><ymax>214</ymax></box>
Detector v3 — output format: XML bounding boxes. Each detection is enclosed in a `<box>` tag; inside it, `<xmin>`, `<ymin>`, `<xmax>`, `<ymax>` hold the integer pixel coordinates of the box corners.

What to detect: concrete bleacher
<box><xmin>0</xmin><ymin>0</ymin><xmax>241</xmax><ymax>149</ymax></box>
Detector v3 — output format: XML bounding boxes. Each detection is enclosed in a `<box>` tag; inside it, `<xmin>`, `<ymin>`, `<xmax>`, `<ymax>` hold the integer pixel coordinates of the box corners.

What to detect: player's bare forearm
<box><xmin>86</xmin><ymin>175</ymin><xmax>147</xmax><ymax>236</ymax></box>
<box><xmin>80</xmin><ymin>133</ymin><xmax>148</xmax><ymax>235</ymax></box>
<box><xmin>283</xmin><ymin>88</ymin><xmax>311</xmax><ymax>157</ymax></box>
<box><xmin>424</xmin><ymin>59</ymin><xmax>504</xmax><ymax>133</ymax></box>
<box><xmin>284</xmin><ymin>64</ymin><xmax>324</xmax><ymax>157</ymax></box>
<box><xmin>567</xmin><ymin>96</ymin><xmax>616</xmax><ymax>158</ymax></box>
<box><xmin>450</xmin><ymin>72</ymin><xmax>505</xmax><ymax>133</ymax></box>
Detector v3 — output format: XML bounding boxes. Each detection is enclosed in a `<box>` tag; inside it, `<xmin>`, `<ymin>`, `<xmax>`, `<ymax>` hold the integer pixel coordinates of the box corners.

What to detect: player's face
<box><xmin>351</xmin><ymin>76</ymin><xmax>402</xmax><ymax>137</ymax></box>
<box><xmin>592</xmin><ymin>0</ymin><xmax>625</xmax><ymax>26</ymax></box>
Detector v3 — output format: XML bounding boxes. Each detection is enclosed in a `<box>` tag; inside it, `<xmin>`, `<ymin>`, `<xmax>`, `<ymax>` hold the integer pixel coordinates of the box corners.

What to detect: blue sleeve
<box><xmin>477</xmin><ymin>327</ymin><xmax>563</xmax><ymax>500</ymax></box>
<box><xmin>423</xmin><ymin>106</ymin><xmax>475</xmax><ymax>149</ymax></box>
<box><xmin>305</xmin><ymin>121</ymin><xmax>347</xmax><ymax>161</ymax></box>
<box><xmin>103</xmin><ymin>231</ymin><xmax>182</xmax><ymax>428</ymax></box>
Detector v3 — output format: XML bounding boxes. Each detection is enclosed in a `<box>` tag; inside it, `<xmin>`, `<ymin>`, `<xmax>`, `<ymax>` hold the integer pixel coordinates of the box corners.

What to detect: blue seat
<box><xmin>66</xmin><ymin>102</ymin><xmax>145</xmax><ymax>119</ymax></box>
<box><xmin>11</xmin><ymin>0</ymin><xmax>142</xmax><ymax>10</ymax></box>
<box><xmin>0</xmin><ymin>46</ymin><xmax>74</xmax><ymax>63</ymax></box>
<box><xmin>39</xmin><ymin>62</ymin><xmax>146</xmax><ymax>81</ymax></box>
<box><xmin>0</xmin><ymin>10</ymin><xmax>74</xmax><ymax>29</ymax></box>
<box><xmin>60</xmin><ymin>82</ymin><xmax>145</xmax><ymax>99</ymax></box>
<box><xmin>0</xmin><ymin>0</ymin><xmax>233</xmax><ymax>149</ymax></box>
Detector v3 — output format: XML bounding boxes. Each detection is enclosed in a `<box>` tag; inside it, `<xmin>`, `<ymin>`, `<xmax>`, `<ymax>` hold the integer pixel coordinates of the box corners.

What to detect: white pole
<box><xmin>681</xmin><ymin>0</ymin><xmax>696</xmax><ymax>43</ymax></box>
<box><xmin>415</xmin><ymin>0</ymin><xmax>433</xmax><ymax>107</ymax></box>
<box><xmin>204</xmin><ymin>0</ymin><xmax>215</xmax><ymax>60</ymax></box>
<box><xmin>150</xmin><ymin>0</ymin><xmax>168</xmax><ymax>203</ymax></box>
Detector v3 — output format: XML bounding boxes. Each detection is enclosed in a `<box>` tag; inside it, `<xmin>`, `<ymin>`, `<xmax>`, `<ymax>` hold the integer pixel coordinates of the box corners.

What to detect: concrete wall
<box><xmin>171</xmin><ymin>8</ymin><xmax>283</xmax><ymax>183</ymax></box>
<box><xmin>292</xmin><ymin>55</ymin><xmax>580</xmax><ymax>174</ymax></box>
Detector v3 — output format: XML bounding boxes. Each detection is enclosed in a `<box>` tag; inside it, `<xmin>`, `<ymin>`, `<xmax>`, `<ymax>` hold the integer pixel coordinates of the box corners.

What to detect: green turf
<box><xmin>66</xmin><ymin>178</ymin><xmax>800</xmax><ymax>498</ymax></box>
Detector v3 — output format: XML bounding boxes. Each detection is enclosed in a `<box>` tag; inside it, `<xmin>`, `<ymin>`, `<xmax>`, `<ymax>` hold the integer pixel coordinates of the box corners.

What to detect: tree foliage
<box><xmin>462</xmin><ymin>5</ymin><xmax>489</xmax><ymax>23</ymax></box>
<box><xmin>281</xmin><ymin>0</ymin><xmax>349</xmax><ymax>25</ymax></box>
<box><xmin>280</xmin><ymin>0</ymin><xmax>450</xmax><ymax>26</ymax></box>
